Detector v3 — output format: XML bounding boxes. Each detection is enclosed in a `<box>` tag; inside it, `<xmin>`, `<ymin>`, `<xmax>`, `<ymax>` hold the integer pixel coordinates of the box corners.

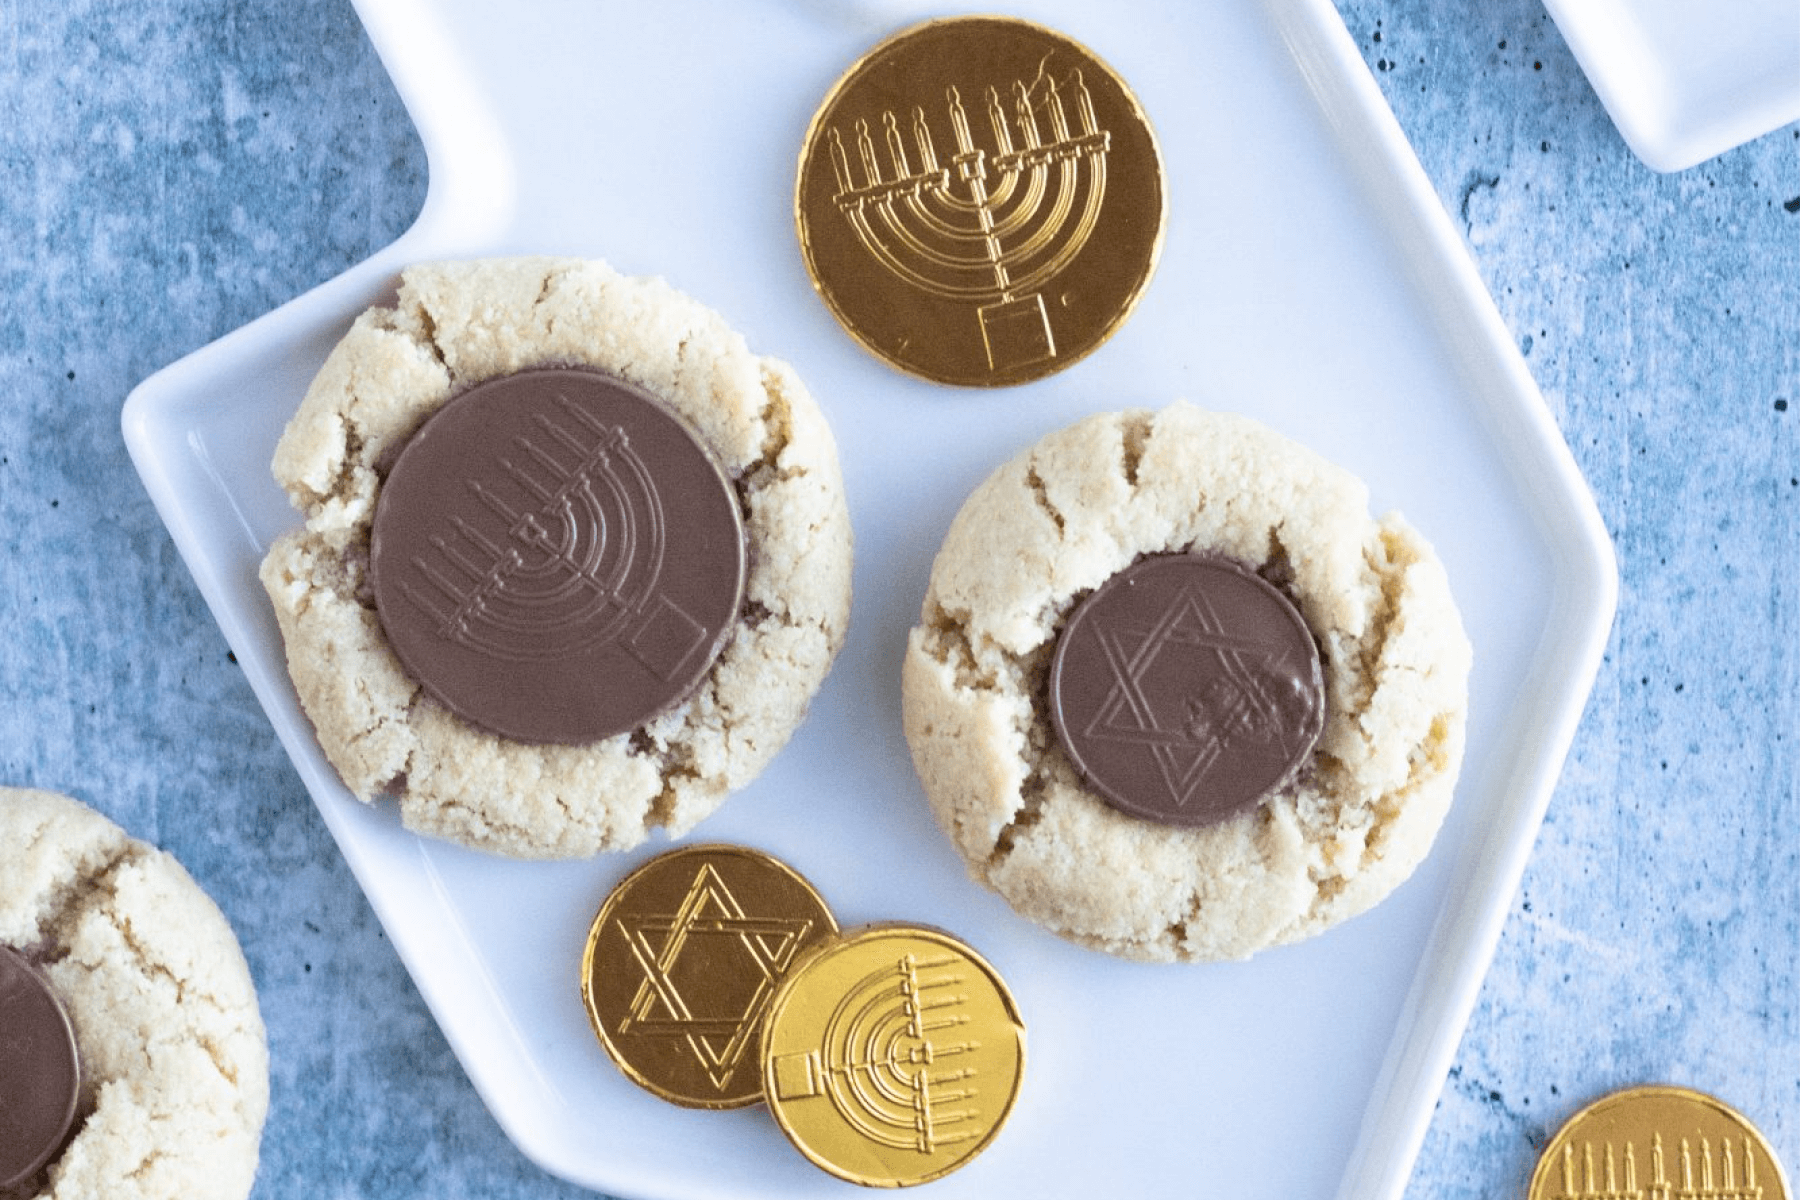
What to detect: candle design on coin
<box><xmin>797</xmin><ymin>17</ymin><xmax>1164</xmax><ymax>387</ymax></box>
<box><xmin>401</xmin><ymin>399</ymin><xmax>675</xmax><ymax>663</ymax></box>
<box><xmin>1529</xmin><ymin>1085</ymin><xmax>1790</xmax><ymax>1200</ymax></box>
<box><xmin>827</xmin><ymin>65</ymin><xmax>1110</xmax><ymax>375</ymax></box>
<box><xmin>371</xmin><ymin>368</ymin><xmax>746</xmax><ymax>745</ymax></box>
<box><xmin>762</xmin><ymin>926</ymin><xmax>1025</xmax><ymax>1186</ymax></box>
<box><xmin>782</xmin><ymin>950</ymin><xmax>981</xmax><ymax>1152</ymax></box>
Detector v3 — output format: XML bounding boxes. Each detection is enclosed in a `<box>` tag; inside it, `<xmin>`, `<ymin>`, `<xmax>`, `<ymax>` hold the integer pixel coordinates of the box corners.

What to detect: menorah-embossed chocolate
<box><xmin>370</xmin><ymin>368</ymin><xmax>746</xmax><ymax>746</ymax></box>
<box><xmin>261</xmin><ymin>258</ymin><xmax>853</xmax><ymax>859</ymax></box>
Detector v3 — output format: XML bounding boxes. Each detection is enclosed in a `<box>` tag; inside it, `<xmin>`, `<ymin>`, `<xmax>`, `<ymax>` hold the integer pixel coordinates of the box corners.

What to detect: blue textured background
<box><xmin>1</xmin><ymin>1</ymin><xmax>1795</xmax><ymax>1196</ymax></box>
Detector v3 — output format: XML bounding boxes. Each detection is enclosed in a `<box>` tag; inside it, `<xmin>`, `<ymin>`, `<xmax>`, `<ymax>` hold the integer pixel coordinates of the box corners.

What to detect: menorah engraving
<box><xmin>400</xmin><ymin>395</ymin><xmax>702</xmax><ymax>678</ymax></box>
<box><xmin>1552</xmin><ymin>1132</ymin><xmax>1765</xmax><ymax>1199</ymax></box>
<box><xmin>777</xmin><ymin>950</ymin><xmax>986</xmax><ymax>1156</ymax></box>
<box><xmin>827</xmin><ymin>64</ymin><xmax>1111</xmax><ymax>373</ymax></box>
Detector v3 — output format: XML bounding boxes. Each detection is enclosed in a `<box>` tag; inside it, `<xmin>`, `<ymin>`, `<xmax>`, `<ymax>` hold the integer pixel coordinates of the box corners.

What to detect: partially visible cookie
<box><xmin>901</xmin><ymin>403</ymin><xmax>1471</xmax><ymax>962</ymax></box>
<box><xmin>0</xmin><ymin>788</ymin><xmax>269</xmax><ymax>1200</ymax></box>
<box><xmin>260</xmin><ymin>257</ymin><xmax>854</xmax><ymax>858</ymax></box>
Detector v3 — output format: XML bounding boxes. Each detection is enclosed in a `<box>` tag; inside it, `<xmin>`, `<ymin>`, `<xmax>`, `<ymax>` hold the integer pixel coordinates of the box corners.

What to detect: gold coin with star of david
<box><xmin>1528</xmin><ymin>1085</ymin><xmax>1790</xmax><ymax>1200</ymax></box>
<box><xmin>796</xmin><ymin>15</ymin><xmax>1166</xmax><ymax>387</ymax></box>
<box><xmin>759</xmin><ymin>924</ymin><xmax>1026</xmax><ymax>1186</ymax></box>
<box><xmin>580</xmin><ymin>844</ymin><xmax>838</xmax><ymax>1109</ymax></box>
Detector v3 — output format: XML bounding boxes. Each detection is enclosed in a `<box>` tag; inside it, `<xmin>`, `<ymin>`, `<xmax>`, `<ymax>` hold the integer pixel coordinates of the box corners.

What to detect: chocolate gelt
<box><xmin>580</xmin><ymin>844</ymin><xmax>837</xmax><ymax>1109</ymax></box>
<box><xmin>0</xmin><ymin>945</ymin><xmax>81</xmax><ymax>1190</ymax></box>
<box><xmin>796</xmin><ymin>16</ymin><xmax>1165</xmax><ymax>387</ymax></box>
<box><xmin>370</xmin><ymin>368</ymin><xmax>746</xmax><ymax>745</ymax></box>
<box><xmin>1049</xmin><ymin>553</ymin><xmax>1326</xmax><ymax>826</ymax></box>
<box><xmin>1528</xmin><ymin>1084</ymin><xmax>1790</xmax><ymax>1200</ymax></box>
<box><xmin>760</xmin><ymin>924</ymin><xmax>1025</xmax><ymax>1187</ymax></box>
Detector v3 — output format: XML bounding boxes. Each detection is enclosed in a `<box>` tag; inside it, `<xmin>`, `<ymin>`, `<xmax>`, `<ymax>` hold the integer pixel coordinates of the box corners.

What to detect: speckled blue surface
<box><xmin>2</xmin><ymin>1</ymin><xmax>1795</xmax><ymax>1197</ymax></box>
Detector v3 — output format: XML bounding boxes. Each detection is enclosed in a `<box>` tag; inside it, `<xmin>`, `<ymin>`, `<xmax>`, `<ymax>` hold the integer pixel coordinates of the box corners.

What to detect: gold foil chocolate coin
<box><xmin>581</xmin><ymin>844</ymin><xmax>837</xmax><ymax>1109</ymax></box>
<box><xmin>760</xmin><ymin>924</ymin><xmax>1025</xmax><ymax>1187</ymax></box>
<box><xmin>796</xmin><ymin>16</ymin><xmax>1165</xmax><ymax>387</ymax></box>
<box><xmin>1528</xmin><ymin>1084</ymin><xmax>1790</xmax><ymax>1200</ymax></box>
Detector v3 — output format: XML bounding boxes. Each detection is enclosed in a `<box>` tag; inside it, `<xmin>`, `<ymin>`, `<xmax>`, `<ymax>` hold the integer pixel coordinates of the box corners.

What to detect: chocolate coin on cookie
<box><xmin>796</xmin><ymin>16</ymin><xmax>1165</xmax><ymax>387</ymax></box>
<box><xmin>0</xmin><ymin>945</ymin><xmax>82</xmax><ymax>1190</ymax></box>
<box><xmin>760</xmin><ymin>924</ymin><xmax>1025</xmax><ymax>1187</ymax></box>
<box><xmin>1049</xmin><ymin>553</ymin><xmax>1326</xmax><ymax>827</ymax></box>
<box><xmin>371</xmin><ymin>368</ymin><xmax>746</xmax><ymax>745</ymax></box>
<box><xmin>903</xmin><ymin>405</ymin><xmax>1470</xmax><ymax>960</ymax></box>
<box><xmin>581</xmin><ymin>845</ymin><xmax>837</xmax><ymax>1109</ymax></box>
<box><xmin>264</xmin><ymin>259</ymin><xmax>855</xmax><ymax>859</ymax></box>
<box><xmin>1528</xmin><ymin>1084</ymin><xmax>1790</xmax><ymax>1200</ymax></box>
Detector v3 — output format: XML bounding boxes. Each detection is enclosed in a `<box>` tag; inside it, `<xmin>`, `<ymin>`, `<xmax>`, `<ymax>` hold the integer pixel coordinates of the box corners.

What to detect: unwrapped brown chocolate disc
<box><xmin>0</xmin><ymin>945</ymin><xmax>82</xmax><ymax>1190</ymax></box>
<box><xmin>370</xmin><ymin>368</ymin><xmax>746</xmax><ymax>745</ymax></box>
<box><xmin>1049</xmin><ymin>553</ymin><xmax>1325</xmax><ymax>826</ymax></box>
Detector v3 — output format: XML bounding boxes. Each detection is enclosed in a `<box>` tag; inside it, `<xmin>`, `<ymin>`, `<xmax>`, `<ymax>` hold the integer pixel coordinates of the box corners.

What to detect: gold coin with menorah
<box><xmin>760</xmin><ymin>923</ymin><xmax>1026</xmax><ymax>1186</ymax></box>
<box><xmin>1528</xmin><ymin>1084</ymin><xmax>1788</xmax><ymax>1200</ymax></box>
<box><xmin>796</xmin><ymin>16</ymin><xmax>1165</xmax><ymax>387</ymax></box>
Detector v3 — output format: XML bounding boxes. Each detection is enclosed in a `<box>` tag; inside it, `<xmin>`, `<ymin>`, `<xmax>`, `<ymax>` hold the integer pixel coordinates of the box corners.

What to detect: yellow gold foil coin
<box><xmin>760</xmin><ymin>924</ymin><xmax>1026</xmax><ymax>1187</ymax></box>
<box><xmin>796</xmin><ymin>16</ymin><xmax>1165</xmax><ymax>387</ymax></box>
<box><xmin>1529</xmin><ymin>1084</ymin><xmax>1790</xmax><ymax>1200</ymax></box>
<box><xmin>580</xmin><ymin>844</ymin><xmax>838</xmax><ymax>1109</ymax></box>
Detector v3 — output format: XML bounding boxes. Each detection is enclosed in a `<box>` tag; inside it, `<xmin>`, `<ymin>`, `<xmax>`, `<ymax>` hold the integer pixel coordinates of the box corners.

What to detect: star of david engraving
<box><xmin>1084</xmin><ymin>581</ymin><xmax>1311</xmax><ymax>813</ymax></box>
<box><xmin>614</xmin><ymin>863</ymin><xmax>817</xmax><ymax>1093</ymax></box>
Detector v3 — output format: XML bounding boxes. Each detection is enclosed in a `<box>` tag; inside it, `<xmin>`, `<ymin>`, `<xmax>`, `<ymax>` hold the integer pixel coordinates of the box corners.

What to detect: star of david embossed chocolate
<box><xmin>1049</xmin><ymin>553</ymin><xmax>1326</xmax><ymax>826</ymax></box>
<box><xmin>580</xmin><ymin>845</ymin><xmax>838</xmax><ymax>1109</ymax></box>
<box><xmin>0</xmin><ymin>945</ymin><xmax>82</xmax><ymax>1190</ymax></box>
<box><xmin>370</xmin><ymin>368</ymin><xmax>746</xmax><ymax>745</ymax></box>
<box><xmin>1528</xmin><ymin>1085</ymin><xmax>1790</xmax><ymax>1200</ymax></box>
<box><xmin>796</xmin><ymin>16</ymin><xmax>1165</xmax><ymax>387</ymax></box>
<box><xmin>760</xmin><ymin>924</ymin><xmax>1025</xmax><ymax>1187</ymax></box>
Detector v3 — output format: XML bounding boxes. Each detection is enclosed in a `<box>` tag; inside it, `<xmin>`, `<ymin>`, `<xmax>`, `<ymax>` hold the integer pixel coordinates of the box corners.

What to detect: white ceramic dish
<box><xmin>123</xmin><ymin>1</ymin><xmax>1617</xmax><ymax>1197</ymax></box>
<box><xmin>1541</xmin><ymin>0</ymin><xmax>1800</xmax><ymax>171</ymax></box>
